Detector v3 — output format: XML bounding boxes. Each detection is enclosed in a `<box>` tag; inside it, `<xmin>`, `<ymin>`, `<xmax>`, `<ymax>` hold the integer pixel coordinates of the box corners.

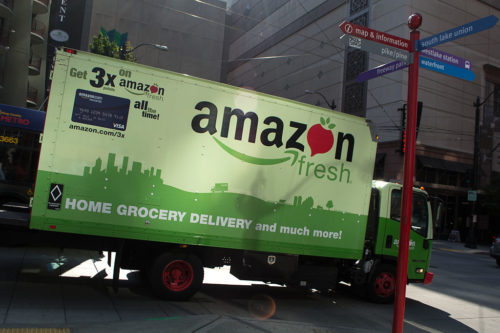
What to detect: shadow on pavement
<box><xmin>0</xmin><ymin>247</ymin><xmax>478</xmax><ymax>332</ymax></box>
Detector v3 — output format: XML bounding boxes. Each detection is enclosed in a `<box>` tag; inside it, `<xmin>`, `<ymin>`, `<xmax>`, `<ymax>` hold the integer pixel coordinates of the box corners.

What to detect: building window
<box><xmin>351</xmin><ymin>11</ymin><xmax>368</xmax><ymax>27</ymax></box>
<box><xmin>350</xmin><ymin>0</ymin><xmax>369</xmax><ymax>15</ymax></box>
<box><xmin>344</xmin><ymin>82</ymin><xmax>366</xmax><ymax>116</ymax></box>
<box><xmin>342</xmin><ymin>8</ymin><xmax>369</xmax><ymax>117</ymax></box>
<box><xmin>345</xmin><ymin>49</ymin><xmax>367</xmax><ymax>81</ymax></box>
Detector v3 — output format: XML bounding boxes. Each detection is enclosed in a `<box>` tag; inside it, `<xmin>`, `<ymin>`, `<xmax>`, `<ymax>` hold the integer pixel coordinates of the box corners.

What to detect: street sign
<box><xmin>420</xmin><ymin>47</ymin><xmax>471</xmax><ymax>70</ymax></box>
<box><xmin>340</xmin><ymin>35</ymin><xmax>412</xmax><ymax>63</ymax></box>
<box><xmin>419</xmin><ymin>56</ymin><xmax>476</xmax><ymax>81</ymax></box>
<box><xmin>417</xmin><ymin>15</ymin><xmax>499</xmax><ymax>51</ymax></box>
<box><xmin>357</xmin><ymin>52</ymin><xmax>473</xmax><ymax>82</ymax></box>
<box><xmin>339</xmin><ymin>21</ymin><xmax>410</xmax><ymax>51</ymax></box>
<box><xmin>357</xmin><ymin>60</ymin><xmax>407</xmax><ymax>83</ymax></box>
<box><xmin>468</xmin><ymin>190</ymin><xmax>477</xmax><ymax>202</ymax></box>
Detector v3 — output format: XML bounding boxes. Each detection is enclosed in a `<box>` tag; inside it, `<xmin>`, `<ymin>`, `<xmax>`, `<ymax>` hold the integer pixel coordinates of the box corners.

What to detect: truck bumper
<box><xmin>423</xmin><ymin>271</ymin><xmax>434</xmax><ymax>285</ymax></box>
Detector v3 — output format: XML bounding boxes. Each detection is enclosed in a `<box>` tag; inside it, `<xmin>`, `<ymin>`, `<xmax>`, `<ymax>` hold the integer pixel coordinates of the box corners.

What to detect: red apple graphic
<box><xmin>150</xmin><ymin>84</ymin><xmax>159</xmax><ymax>94</ymax></box>
<box><xmin>307</xmin><ymin>117</ymin><xmax>335</xmax><ymax>156</ymax></box>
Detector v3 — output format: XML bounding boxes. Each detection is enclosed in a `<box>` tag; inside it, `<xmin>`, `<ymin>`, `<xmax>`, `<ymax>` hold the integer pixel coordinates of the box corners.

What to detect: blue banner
<box><xmin>0</xmin><ymin>103</ymin><xmax>46</xmax><ymax>132</ymax></box>
<box><xmin>417</xmin><ymin>15</ymin><xmax>498</xmax><ymax>51</ymax></box>
<box><xmin>419</xmin><ymin>56</ymin><xmax>476</xmax><ymax>81</ymax></box>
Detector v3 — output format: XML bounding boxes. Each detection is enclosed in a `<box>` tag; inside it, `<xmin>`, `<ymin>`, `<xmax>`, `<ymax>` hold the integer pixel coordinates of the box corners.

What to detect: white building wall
<box><xmin>87</xmin><ymin>0</ymin><xmax>226</xmax><ymax>81</ymax></box>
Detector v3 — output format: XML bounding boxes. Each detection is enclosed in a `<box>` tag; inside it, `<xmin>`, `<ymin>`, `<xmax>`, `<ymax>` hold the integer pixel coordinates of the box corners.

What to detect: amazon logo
<box><xmin>191</xmin><ymin>100</ymin><xmax>355</xmax><ymax>165</ymax></box>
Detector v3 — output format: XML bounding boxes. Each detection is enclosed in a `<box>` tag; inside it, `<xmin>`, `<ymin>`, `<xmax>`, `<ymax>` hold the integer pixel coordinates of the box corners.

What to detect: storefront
<box><xmin>0</xmin><ymin>103</ymin><xmax>44</xmax><ymax>206</ymax></box>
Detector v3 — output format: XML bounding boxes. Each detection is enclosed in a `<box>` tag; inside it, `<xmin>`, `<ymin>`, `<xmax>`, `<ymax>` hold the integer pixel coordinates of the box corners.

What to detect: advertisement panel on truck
<box><xmin>31</xmin><ymin>50</ymin><xmax>377</xmax><ymax>259</ymax></box>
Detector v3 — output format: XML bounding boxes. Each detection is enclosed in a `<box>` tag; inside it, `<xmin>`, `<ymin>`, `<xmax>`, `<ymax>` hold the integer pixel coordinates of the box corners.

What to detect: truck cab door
<box><xmin>383</xmin><ymin>189</ymin><xmax>432</xmax><ymax>281</ymax></box>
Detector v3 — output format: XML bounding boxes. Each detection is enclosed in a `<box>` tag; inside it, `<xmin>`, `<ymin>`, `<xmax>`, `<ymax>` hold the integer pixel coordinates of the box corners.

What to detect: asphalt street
<box><xmin>0</xmin><ymin>240</ymin><xmax>498</xmax><ymax>332</ymax></box>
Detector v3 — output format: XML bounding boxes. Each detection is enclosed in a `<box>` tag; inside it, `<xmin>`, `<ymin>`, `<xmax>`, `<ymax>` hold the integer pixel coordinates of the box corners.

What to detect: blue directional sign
<box><xmin>417</xmin><ymin>15</ymin><xmax>498</xmax><ymax>51</ymax></box>
<box><xmin>419</xmin><ymin>56</ymin><xmax>476</xmax><ymax>81</ymax></box>
<box><xmin>420</xmin><ymin>48</ymin><xmax>471</xmax><ymax>70</ymax></box>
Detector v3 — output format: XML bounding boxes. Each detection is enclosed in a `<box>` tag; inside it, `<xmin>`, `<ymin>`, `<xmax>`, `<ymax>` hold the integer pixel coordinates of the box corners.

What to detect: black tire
<box><xmin>368</xmin><ymin>263</ymin><xmax>396</xmax><ymax>303</ymax></box>
<box><xmin>496</xmin><ymin>258</ymin><xmax>500</xmax><ymax>267</ymax></box>
<box><xmin>149</xmin><ymin>251</ymin><xmax>204</xmax><ymax>301</ymax></box>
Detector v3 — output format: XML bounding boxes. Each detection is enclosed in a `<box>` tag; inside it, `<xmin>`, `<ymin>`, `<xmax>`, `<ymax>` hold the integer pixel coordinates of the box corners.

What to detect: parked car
<box><xmin>490</xmin><ymin>236</ymin><xmax>500</xmax><ymax>267</ymax></box>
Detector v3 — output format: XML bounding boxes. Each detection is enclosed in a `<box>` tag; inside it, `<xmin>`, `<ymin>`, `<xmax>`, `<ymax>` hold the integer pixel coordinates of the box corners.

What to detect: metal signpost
<box><xmin>339</xmin><ymin>13</ymin><xmax>498</xmax><ymax>333</ymax></box>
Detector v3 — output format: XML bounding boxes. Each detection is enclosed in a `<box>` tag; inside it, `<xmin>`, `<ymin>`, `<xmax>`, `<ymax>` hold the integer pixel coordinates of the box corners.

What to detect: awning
<box><xmin>0</xmin><ymin>103</ymin><xmax>45</xmax><ymax>132</ymax></box>
<box><xmin>417</xmin><ymin>156</ymin><xmax>470</xmax><ymax>173</ymax></box>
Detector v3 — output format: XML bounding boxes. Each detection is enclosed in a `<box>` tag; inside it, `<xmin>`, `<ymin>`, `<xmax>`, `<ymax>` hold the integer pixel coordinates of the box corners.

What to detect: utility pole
<box><xmin>304</xmin><ymin>90</ymin><xmax>336</xmax><ymax>110</ymax></box>
<box><xmin>466</xmin><ymin>91</ymin><xmax>494</xmax><ymax>248</ymax></box>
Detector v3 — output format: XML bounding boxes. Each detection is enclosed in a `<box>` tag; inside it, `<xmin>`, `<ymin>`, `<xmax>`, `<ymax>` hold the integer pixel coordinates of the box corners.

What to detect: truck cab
<box><xmin>351</xmin><ymin>181</ymin><xmax>436</xmax><ymax>302</ymax></box>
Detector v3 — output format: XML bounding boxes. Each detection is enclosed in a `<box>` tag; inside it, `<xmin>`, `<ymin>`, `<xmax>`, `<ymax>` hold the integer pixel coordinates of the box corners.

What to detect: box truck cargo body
<box><xmin>6</xmin><ymin>49</ymin><xmax>436</xmax><ymax>302</ymax></box>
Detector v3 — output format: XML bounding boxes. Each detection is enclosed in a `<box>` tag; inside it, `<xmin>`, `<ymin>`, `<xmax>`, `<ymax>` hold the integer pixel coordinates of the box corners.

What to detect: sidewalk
<box><xmin>0</xmin><ymin>246</ymin><xmax>367</xmax><ymax>333</ymax></box>
<box><xmin>1</xmin><ymin>242</ymin><xmax>493</xmax><ymax>332</ymax></box>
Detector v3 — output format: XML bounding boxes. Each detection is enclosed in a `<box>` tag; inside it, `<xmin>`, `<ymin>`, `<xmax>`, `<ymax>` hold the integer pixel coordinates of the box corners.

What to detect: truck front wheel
<box><xmin>368</xmin><ymin>263</ymin><xmax>396</xmax><ymax>303</ymax></box>
<box><xmin>150</xmin><ymin>252</ymin><xmax>204</xmax><ymax>301</ymax></box>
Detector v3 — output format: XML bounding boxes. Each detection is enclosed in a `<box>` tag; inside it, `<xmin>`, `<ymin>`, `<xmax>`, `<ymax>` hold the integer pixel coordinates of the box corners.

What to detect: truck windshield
<box><xmin>390</xmin><ymin>190</ymin><xmax>429</xmax><ymax>238</ymax></box>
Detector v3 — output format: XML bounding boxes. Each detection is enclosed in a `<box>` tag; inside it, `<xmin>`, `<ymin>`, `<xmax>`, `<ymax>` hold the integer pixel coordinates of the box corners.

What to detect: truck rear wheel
<box><xmin>368</xmin><ymin>263</ymin><xmax>396</xmax><ymax>303</ymax></box>
<box><xmin>150</xmin><ymin>252</ymin><xmax>204</xmax><ymax>301</ymax></box>
<box><xmin>496</xmin><ymin>258</ymin><xmax>500</xmax><ymax>267</ymax></box>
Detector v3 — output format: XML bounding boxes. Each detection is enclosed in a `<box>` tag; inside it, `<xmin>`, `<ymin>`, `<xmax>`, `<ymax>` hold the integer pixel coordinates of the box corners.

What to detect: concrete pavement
<box><xmin>0</xmin><ymin>246</ymin><xmax>357</xmax><ymax>332</ymax></box>
<box><xmin>0</xmin><ymin>240</ymin><xmax>495</xmax><ymax>332</ymax></box>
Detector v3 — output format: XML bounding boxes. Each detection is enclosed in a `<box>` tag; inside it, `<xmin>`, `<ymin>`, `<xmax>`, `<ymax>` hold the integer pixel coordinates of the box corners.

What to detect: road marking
<box><xmin>437</xmin><ymin>247</ymin><xmax>467</xmax><ymax>253</ymax></box>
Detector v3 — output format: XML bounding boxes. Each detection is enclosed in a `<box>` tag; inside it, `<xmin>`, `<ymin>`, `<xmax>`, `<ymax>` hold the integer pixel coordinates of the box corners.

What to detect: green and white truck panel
<box><xmin>32</xmin><ymin>50</ymin><xmax>377</xmax><ymax>259</ymax></box>
<box><xmin>27</xmin><ymin>49</ymin><xmax>435</xmax><ymax>301</ymax></box>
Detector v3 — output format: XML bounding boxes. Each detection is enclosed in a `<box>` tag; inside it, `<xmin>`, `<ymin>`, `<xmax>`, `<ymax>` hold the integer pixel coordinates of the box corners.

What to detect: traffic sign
<box><xmin>339</xmin><ymin>21</ymin><xmax>410</xmax><ymax>51</ymax></box>
<box><xmin>468</xmin><ymin>190</ymin><xmax>477</xmax><ymax>202</ymax></box>
<box><xmin>357</xmin><ymin>60</ymin><xmax>407</xmax><ymax>83</ymax></box>
<box><xmin>340</xmin><ymin>35</ymin><xmax>412</xmax><ymax>63</ymax></box>
<box><xmin>417</xmin><ymin>15</ymin><xmax>498</xmax><ymax>51</ymax></box>
<box><xmin>420</xmin><ymin>47</ymin><xmax>471</xmax><ymax>70</ymax></box>
<box><xmin>419</xmin><ymin>56</ymin><xmax>476</xmax><ymax>81</ymax></box>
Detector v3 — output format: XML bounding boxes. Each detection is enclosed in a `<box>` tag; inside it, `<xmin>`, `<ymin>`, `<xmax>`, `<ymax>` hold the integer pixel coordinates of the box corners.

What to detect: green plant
<box><xmin>89</xmin><ymin>31</ymin><xmax>136</xmax><ymax>62</ymax></box>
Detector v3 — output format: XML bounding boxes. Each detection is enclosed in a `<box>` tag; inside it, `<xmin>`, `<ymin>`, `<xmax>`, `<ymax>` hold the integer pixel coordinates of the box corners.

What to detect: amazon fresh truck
<box><xmin>8</xmin><ymin>49</ymin><xmax>438</xmax><ymax>302</ymax></box>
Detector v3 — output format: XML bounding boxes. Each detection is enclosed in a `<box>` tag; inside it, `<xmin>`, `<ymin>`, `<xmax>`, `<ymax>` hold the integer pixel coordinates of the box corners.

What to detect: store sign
<box><xmin>0</xmin><ymin>103</ymin><xmax>45</xmax><ymax>132</ymax></box>
<box><xmin>0</xmin><ymin>135</ymin><xmax>19</xmax><ymax>145</ymax></box>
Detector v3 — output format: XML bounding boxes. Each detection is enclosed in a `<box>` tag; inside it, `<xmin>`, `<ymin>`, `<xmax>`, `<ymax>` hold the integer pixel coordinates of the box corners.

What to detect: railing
<box><xmin>34</xmin><ymin>0</ymin><xmax>49</xmax><ymax>6</ymax></box>
<box><xmin>0</xmin><ymin>0</ymin><xmax>14</xmax><ymax>11</ymax></box>
<box><xmin>29</xmin><ymin>54</ymin><xmax>42</xmax><ymax>74</ymax></box>
<box><xmin>27</xmin><ymin>85</ymin><xmax>38</xmax><ymax>106</ymax></box>
<box><xmin>31</xmin><ymin>19</ymin><xmax>46</xmax><ymax>39</ymax></box>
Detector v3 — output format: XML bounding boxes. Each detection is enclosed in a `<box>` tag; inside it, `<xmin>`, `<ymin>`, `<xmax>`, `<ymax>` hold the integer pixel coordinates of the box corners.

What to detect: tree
<box><xmin>326</xmin><ymin>200</ymin><xmax>334</xmax><ymax>210</ymax></box>
<box><xmin>89</xmin><ymin>31</ymin><xmax>136</xmax><ymax>62</ymax></box>
<box><xmin>301</xmin><ymin>196</ymin><xmax>314</xmax><ymax>210</ymax></box>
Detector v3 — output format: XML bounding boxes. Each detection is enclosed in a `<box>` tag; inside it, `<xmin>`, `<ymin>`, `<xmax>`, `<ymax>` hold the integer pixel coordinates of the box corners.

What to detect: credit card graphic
<box><xmin>72</xmin><ymin>89</ymin><xmax>130</xmax><ymax>131</ymax></box>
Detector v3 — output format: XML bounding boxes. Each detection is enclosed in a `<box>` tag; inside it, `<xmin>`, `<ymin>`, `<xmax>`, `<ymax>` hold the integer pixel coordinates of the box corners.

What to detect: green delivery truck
<box><xmin>19</xmin><ymin>49</ymin><xmax>439</xmax><ymax>302</ymax></box>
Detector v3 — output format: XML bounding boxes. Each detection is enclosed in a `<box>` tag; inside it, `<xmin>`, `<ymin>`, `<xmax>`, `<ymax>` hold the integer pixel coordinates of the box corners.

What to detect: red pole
<box><xmin>392</xmin><ymin>14</ymin><xmax>421</xmax><ymax>333</ymax></box>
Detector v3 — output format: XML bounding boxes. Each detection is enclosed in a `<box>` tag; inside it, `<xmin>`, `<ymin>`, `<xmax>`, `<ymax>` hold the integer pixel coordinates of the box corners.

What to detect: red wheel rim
<box><xmin>162</xmin><ymin>260</ymin><xmax>194</xmax><ymax>291</ymax></box>
<box><xmin>374</xmin><ymin>272</ymin><xmax>395</xmax><ymax>297</ymax></box>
